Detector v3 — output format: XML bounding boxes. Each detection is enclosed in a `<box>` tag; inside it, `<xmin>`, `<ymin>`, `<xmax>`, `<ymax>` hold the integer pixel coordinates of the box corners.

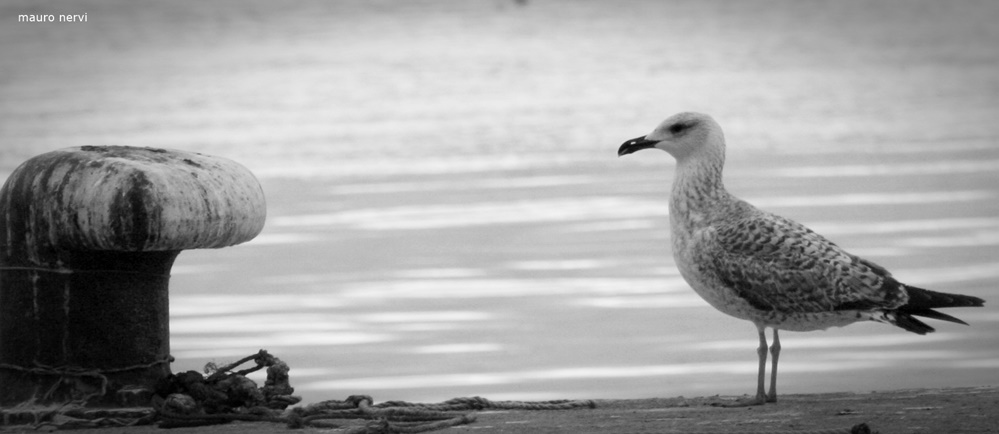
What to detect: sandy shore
<box><xmin>2</xmin><ymin>386</ymin><xmax>995</xmax><ymax>433</ymax></box>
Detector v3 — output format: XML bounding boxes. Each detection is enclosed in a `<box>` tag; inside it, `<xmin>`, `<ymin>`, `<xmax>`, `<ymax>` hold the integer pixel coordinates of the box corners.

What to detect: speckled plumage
<box><xmin>619</xmin><ymin>112</ymin><xmax>985</xmax><ymax>405</ymax></box>
<box><xmin>677</xmin><ymin>191</ymin><xmax>908</xmax><ymax>332</ymax></box>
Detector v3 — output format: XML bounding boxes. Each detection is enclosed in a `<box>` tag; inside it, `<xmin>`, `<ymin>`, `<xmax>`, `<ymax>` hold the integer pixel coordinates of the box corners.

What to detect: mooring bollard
<box><xmin>0</xmin><ymin>146</ymin><xmax>265</xmax><ymax>406</ymax></box>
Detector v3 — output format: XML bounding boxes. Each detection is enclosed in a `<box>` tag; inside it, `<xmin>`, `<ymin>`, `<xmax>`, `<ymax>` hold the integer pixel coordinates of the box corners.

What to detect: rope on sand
<box><xmin>0</xmin><ymin>349</ymin><xmax>874</xmax><ymax>433</ymax></box>
<box><xmin>156</xmin><ymin>394</ymin><xmax>596</xmax><ymax>431</ymax></box>
<box><xmin>279</xmin><ymin>394</ymin><xmax>596</xmax><ymax>432</ymax></box>
<box><xmin>147</xmin><ymin>349</ymin><xmax>597</xmax><ymax>431</ymax></box>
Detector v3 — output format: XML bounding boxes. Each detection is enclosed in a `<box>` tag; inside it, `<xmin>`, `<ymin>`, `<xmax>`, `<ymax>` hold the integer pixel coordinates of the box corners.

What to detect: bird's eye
<box><xmin>668</xmin><ymin>123</ymin><xmax>688</xmax><ymax>134</ymax></box>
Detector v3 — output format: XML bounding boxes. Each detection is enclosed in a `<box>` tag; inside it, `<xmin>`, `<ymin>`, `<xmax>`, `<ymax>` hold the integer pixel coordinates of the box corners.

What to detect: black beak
<box><xmin>618</xmin><ymin>136</ymin><xmax>658</xmax><ymax>156</ymax></box>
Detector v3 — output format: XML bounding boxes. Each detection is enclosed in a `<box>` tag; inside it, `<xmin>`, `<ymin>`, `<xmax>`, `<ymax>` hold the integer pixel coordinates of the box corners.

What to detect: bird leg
<box><xmin>716</xmin><ymin>325</ymin><xmax>768</xmax><ymax>407</ymax></box>
<box><xmin>767</xmin><ymin>329</ymin><xmax>780</xmax><ymax>403</ymax></box>
<box><xmin>753</xmin><ymin>325</ymin><xmax>769</xmax><ymax>404</ymax></box>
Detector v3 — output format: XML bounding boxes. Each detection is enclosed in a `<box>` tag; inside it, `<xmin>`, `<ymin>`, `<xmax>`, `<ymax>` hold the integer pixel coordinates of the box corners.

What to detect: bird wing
<box><xmin>691</xmin><ymin>209</ymin><xmax>906</xmax><ymax>314</ymax></box>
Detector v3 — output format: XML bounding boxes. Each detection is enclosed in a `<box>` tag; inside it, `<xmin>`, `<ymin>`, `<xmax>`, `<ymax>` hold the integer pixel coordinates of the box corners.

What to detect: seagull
<box><xmin>617</xmin><ymin>112</ymin><xmax>985</xmax><ymax>406</ymax></box>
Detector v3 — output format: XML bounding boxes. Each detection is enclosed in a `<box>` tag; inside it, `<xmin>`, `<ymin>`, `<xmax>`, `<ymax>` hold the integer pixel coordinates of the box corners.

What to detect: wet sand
<box><xmin>4</xmin><ymin>387</ymin><xmax>994</xmax><ymax>433</ymax></box>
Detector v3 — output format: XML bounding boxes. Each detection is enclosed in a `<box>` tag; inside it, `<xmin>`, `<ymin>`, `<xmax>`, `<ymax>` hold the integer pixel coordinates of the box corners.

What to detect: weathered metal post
<box><xmin>0</xmin><ymin>146</ymin><xmax>265</xmax><ymax>406</ymax></box>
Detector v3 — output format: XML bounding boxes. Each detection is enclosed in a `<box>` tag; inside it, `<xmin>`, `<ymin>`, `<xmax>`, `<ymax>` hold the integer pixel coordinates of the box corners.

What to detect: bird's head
<box><xmin>617</xmin><ymin>112</ymin><xmax>724</xmax><ymax>161</ymax></box>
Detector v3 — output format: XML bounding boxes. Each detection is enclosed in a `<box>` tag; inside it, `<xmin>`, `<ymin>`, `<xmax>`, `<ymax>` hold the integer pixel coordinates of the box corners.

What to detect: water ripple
<box><xmin>769</xmin><ymin>159</ymin><xmax>999</xmax><ymax>178</ymax></box>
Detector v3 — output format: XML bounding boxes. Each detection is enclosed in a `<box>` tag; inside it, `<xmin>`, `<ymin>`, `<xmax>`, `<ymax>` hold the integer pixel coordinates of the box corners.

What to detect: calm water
<box><xmin>2</xmin><ymin>0</ymin><xmax>998</xmax><ymax>403</ymax></box>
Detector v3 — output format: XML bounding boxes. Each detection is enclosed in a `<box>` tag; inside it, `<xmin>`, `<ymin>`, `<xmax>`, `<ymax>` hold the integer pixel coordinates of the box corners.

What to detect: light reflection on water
<box><xmin>2</xmin><ymin>0</ymin><xmax>998</xmax><ymax>404</ymax></box>
<box><xmin>749</xmin><ymin>190</ymin><xmax>994</xmax><ymax>209</ymax></box>
<box><xmin>330</xmin><ymin>175</ymin><xmax>599</xmax><ymax>195</ymax></box>
<box><xmin>335</xmin><ymin>278</ymin><xmax>689</xmax><ymax>299</ymax></box>
<box><xmin>296</xmin><ymin>358</ymin><xmax>942</xmax><ymax>394</ymax></box>
<box><xmin>269</xmin><ymin>191</ymin><xmax>996</xmax><ymax>231</ymax></box>
<box><xmin>810</xmin><ymin>218</ymin><xmax>999</xmax><ymax>236</ymax></box>
<box><xmin>271</xmin><ymin>196</ymin><xmax>668</xmax><ymax>230</ymax></box>
<box><xmin>768</xmin><ymin>159</ymin><xmax>999</xmax><ymax>178</ymax></box>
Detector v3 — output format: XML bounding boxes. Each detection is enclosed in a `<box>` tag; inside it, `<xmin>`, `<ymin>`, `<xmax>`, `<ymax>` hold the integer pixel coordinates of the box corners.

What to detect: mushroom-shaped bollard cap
<box><xmin>4</xmin><ymin>145</ymin><xmax>265</xmax><ymax>254</ymax></box>
<box><xmin>0</xmin><ymin>146</ymin><xmax>266</xmax><ymax>406</ymax></box>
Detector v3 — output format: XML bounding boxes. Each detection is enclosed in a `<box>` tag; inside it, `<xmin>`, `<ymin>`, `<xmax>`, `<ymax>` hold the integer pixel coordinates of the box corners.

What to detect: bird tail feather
<box><xmin>890</xmin><ymin>285</ymin><xmax>984</xmax><ymax>335</ymax></box>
